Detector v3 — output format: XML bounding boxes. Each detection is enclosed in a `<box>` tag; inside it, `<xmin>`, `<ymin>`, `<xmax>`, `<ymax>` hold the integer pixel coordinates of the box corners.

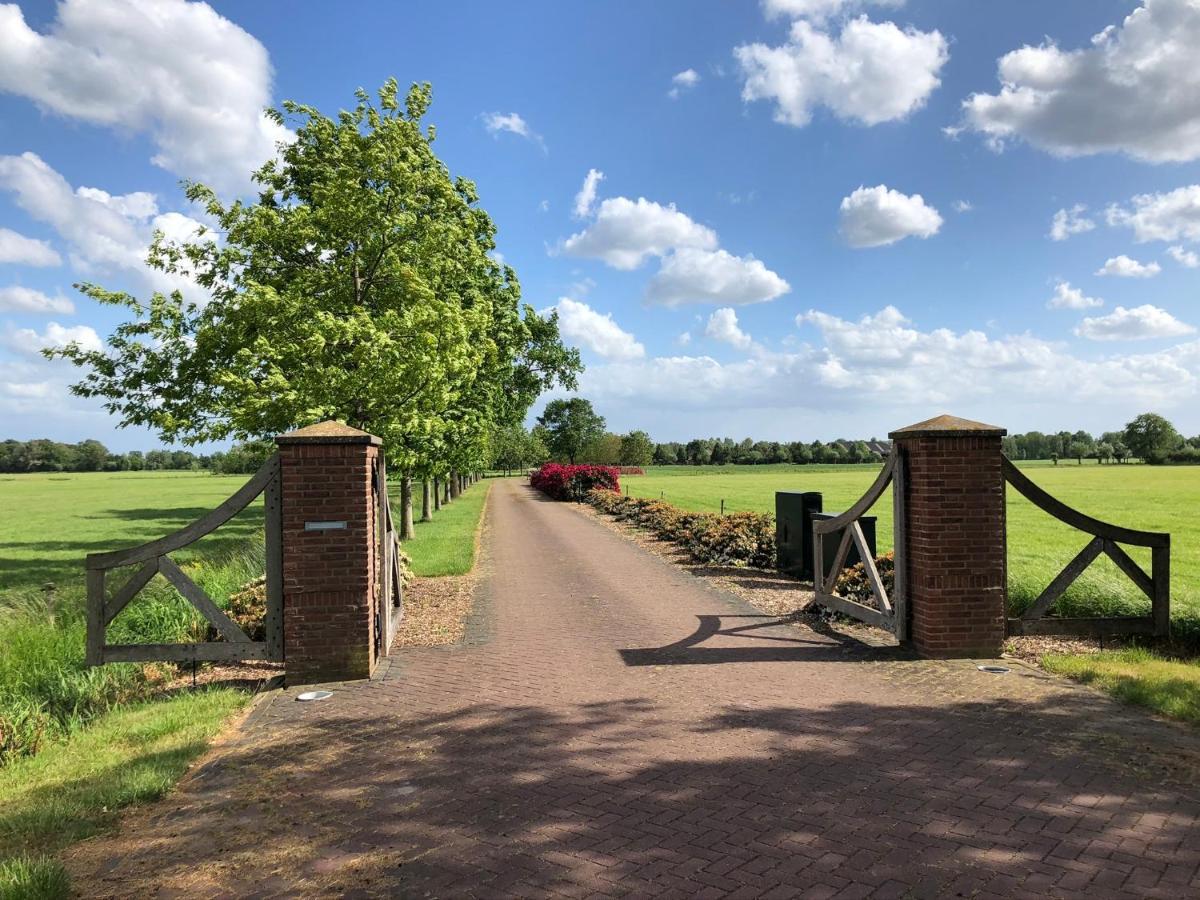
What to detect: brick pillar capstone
<box><xmin>276</xmin><ymin>421</ymin><xmax>380</xmax><ymax>684</ymax></box>
<box><xmin>890</xmin><ymin>414</ymin><xmax>1007</xmax><ymax>659</ymax></box>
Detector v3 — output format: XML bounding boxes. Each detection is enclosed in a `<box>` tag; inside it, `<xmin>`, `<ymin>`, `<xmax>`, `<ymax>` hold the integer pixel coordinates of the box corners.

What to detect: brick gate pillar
<box><xmin>889</xmin><ymin>415</ymin><xmax>1007</xmax><ymax>659</ymax></box>
<box><xmin>276</xmin><ymin>421</ymin><xmax>381</xmax><ymax>684</ymax></box>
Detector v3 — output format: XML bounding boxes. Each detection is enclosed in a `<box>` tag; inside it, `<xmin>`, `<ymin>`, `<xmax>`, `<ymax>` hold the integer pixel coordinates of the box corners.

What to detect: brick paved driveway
<box><xmin>69</xmin><ymin>480</ymin><xmax>1200</xmax><ymax>898</ymax></box>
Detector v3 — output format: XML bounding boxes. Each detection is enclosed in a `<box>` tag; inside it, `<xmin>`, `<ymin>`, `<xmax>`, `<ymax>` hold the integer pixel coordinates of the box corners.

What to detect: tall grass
<box><xmin>0</xmin><ymin>542</ymin><xmax>264</xmax><ymax>764</ymax></box>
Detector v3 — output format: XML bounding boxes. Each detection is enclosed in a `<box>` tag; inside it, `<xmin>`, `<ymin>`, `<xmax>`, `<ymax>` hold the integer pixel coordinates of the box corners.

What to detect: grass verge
<box><xmin>0</xmin><ymin>688</ymin><xmax>249</xmax><ymax>898</ymax></box>
<box><xmin>401</xmin><ymin>480</ymin><xmax>490</xmax><ymax>577</ymax></box>
<box><xmin>1041</xmin><ymin>648</ymin><xmax>1200</xmax><ymax>726</ymax></box>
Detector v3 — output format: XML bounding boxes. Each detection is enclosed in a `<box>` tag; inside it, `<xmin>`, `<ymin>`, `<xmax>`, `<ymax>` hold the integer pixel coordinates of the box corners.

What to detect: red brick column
<box><xmin>276</xmin><ymin>421</ymin><xmax>380</xmax><ymax>684</ymax></box>
<box><xmin>890</xmin><ymin>415</ymin><xmax>1007</xmax><ymax>658</ymax></box>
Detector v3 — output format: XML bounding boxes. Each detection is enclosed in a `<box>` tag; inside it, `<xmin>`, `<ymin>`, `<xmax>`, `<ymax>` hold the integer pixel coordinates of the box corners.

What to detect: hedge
<box><xmin>587</xmin><ymin>489</ymin><xmax>774</xmax><ymax>568</ymax></box>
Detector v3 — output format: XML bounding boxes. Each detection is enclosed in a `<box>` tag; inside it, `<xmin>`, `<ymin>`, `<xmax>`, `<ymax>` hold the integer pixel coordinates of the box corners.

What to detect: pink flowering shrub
<box><xmin>530</xmin><ymin>463</ymin><xmax>620</xmax><ymax>501</ymax></box>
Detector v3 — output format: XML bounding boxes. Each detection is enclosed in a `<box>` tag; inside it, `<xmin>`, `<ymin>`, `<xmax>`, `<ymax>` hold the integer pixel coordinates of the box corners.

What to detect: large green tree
<box><xmin>50</xmin><ymin>81</ymin><xmax>578</xmax><ymax>510</ymax></box>
<box><xmin>1123</xmin><ymin>413</ymin><xmax>1181</xmax><ymax>462</ymax></box>
<box><xmin>537</xmin><ymin>398</ymin><xmax>605</xmax><ymax>464</ymax></box>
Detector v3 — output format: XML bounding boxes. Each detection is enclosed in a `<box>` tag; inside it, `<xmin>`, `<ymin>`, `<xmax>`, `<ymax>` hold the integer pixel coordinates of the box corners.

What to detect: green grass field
<box><xmin>400</xmin><ymin>480</ymin><xmax>490</xmax><ymax>577</ymax></box>
<box><xmin>623</xmin><ymin>463</ymin><xmax>1200</xmax><ymax>637</ymax></box>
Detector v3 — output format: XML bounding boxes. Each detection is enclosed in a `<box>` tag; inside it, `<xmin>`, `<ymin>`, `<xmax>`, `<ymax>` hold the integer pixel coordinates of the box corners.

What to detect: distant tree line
<box><xmin>1003</xmin><ymin>413</ymin><xmax>1200</xmax><ymax>465</ymax></box>
<box><xmin>0</xmin><ymin>438</ymin><xmax>276</xmax><ymax>475</ymax></box>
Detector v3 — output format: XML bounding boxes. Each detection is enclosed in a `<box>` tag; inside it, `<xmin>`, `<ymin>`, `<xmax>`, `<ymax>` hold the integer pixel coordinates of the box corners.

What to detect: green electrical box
<box><xmin>810</xmin><ymin>511</ymin><xmax>877</xmax><ymax>579</ymax></box>
<box><xmin>775</xmin><ymin>491</ymin><xmax>823</xmax><ymax>578</ymax></box>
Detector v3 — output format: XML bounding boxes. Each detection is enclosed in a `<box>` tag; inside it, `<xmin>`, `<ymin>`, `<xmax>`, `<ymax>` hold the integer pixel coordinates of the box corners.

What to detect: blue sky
<box><xmin>1</xmin><ymin>0</ymin><xmax>1199</xmax><ymax>450</ymax></box>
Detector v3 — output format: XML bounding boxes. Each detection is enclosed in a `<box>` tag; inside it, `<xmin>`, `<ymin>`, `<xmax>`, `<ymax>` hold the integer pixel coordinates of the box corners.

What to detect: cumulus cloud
<box><xmin>1076</xmin><ymin>305</ymin><xmax>1194</xmax><ymax>341</ymax></box>
<box><xmin>1168</xmin><ymin>245</ymin><xmax>1200</xmax><ymax>268</ymax></box>
<box><xmin>561</xmin><ymin>196</ymin><xmax>718</xmax><ymax>270</ymax></box>
<box><xmin>959</xmin><ymin>0</ymin><xmax>1200</xmax><ymax>163</ymax></box>
<box><xmin>668</xmin><ymin>69</ymin><xmax>700</xmax><ymax>100</ymax></box>
<box><xmin>550</xmin><ymin>298</ymin><xmax>645</xmax><ymax>361</ymax></box>
<box><xmin>573</xmin><ymin>169</ymin><xmax>605</xmax><ymax>219</ymax></box>
<box><xmin>953</xmin><ymin>200</ymin><xmax>973</xmax><ymax>213</ymax></box>
<box><xmin>0</xmin><ymin>227</ymin><xmax>61</xmax><ymax>267</ymax></box>
<box><xmin>1106</xmin><ymin>186</ymin><xmax>1200</xmax><ymax>243</ymax></box>
<box><xmin>1046</xmin><ymin>281</ymin><xmax>1102</xmax><ymax>311</ymax></box>
<box><xmin>576</xmin><ymin>305</ymin><xmax>1200</xmax><ymax>418</ymax></box>
<box><xmin>0</xmin><ymin>152</ymin><xmax>209</xmax><ymax>296</ymax></box>
<box><xmin>1096</xmin><ymin>255</ymin><xmax>1161</xmax><ymax>278</ymax></box>
<box><xmin>705</xmin><ymin>308</ymin><xmax>754</xmax><ymax>350</ymax></box>
<box><xmin>647</xmin><ymin>248</ymin><xmax>790</xmax><ymax>307</ymax></box>
<box><xmin>1049</xmin><ymin>205</ymin><xmax>1095</xmax><ymax>241</ymax></box>
<box><xmin>839</xmin><ymin>184</ymin><xmax>942</xmax><ymax>248</ymax></box>
<box><xmin>4</xmin><ymin>321</ymin><xmax>103</xmax><ymax>356</ymax></box>
<box><xmin>736</xmin><ymin>16</ymin><xmax>948</xmax><ymax>127</ymax></box>
<box><xmin>0</xmin><ymin>286</ymin><xmax>74</xmax><ymax>315</ymax></box>
<box><xmin>0</xmin><ymin>0</ymin><xmax>290</xmax><ymax>194</ymax></box>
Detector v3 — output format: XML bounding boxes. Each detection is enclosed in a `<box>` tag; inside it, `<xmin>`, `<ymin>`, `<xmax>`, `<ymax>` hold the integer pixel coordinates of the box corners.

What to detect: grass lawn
<box><xmin>0</xmin><ymin>688</ymin><xmax>249</xmax><ymax>899</ymax></box>
<box><xmin>1041</xmin><ymin>649</ymin><xmax>1200</xmax><ymax>725</ymax></box>
<box><xmin>0</xmin><ymin>471</ymin><xmax>263</xmax><ymax>593</ymax></box>
<box><xmin>400</xmin><ymin>479</ymin><xmax>490</xmax><ymax>577</ymax></box>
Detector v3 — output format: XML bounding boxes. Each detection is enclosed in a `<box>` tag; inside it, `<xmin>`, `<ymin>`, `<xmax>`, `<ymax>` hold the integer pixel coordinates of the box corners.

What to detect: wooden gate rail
<box><xmin>374</xmin><ymin>456</ymin><xmax>404</xmax><ymax>657</ymax></box>
<box><xmin>85</xmin><ymin>454</ymin><xmax>283</xmax><ymax>666</ymax></box>
<box><xmin>812</xmin><ymin>447</ymin><xmax>907</xmax><ymax>640</ymax></box>
<box><xmin>1003</xmin><ymin>457</ymin><xmax>1169</xmax><ymax>637</ymax></box>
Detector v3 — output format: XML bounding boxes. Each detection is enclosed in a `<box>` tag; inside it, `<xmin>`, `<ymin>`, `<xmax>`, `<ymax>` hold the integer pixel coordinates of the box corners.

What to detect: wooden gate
<box><xmin>1003</xmin><ymin>458</ymin><xmax>1169</xmax><ymax>637</ymax></box>
<box><xmin>373</xmin><ymin>455</ymin><xmax>405</xmax><ymax>657</ymax></box>
<box><xmin>85</xmin><ymin>454</ymin><xmax>283</xmax><ymax>665</ymax></box>
<box><xmin>811</xmin><ymin>446</ymin><xmax>907</xmax><ymax>640</ymax></box>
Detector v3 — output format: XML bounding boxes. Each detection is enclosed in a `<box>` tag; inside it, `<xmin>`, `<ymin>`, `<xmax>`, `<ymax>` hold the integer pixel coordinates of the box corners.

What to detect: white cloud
<box><xmin>953</xmin><ymin>200</ymin><xmax>973</xmax><ymax>213</ymax></box>
<box><xmin>1168</xmin><ymin>245</ymin><xmax>1200</xmax><ymax>268</ymax></box>
<box><xmin>0</xmin><ymin>152</ymin><xmax>208</xmax><ymax>296</ymax></box>
<box><xmin>1046</xmin><ymin>281</ymin><xmax>1102</xmax><ymax>311</ymax></box>
<box><xmin>1096</xmin><ymin>255</ymin><xmax>1161</xmax><ymax>278</ymax></box>
<box><xmin>705</xmin><ymin>308</ymin><xmax>754</xmax><ymax>350</ymax></box>
<box><xmin>4</xmin><ymin>321</ymin><xmax>103</xmax><ymax>356</ymax></box>
<box><xmin>959</xmin><ymin>0</ymin><xmax>1200</xmax><ymax>163</ymax></box>
<box><xmin>0</xmin><ymin>286</ymin><xmax>75</xmax><ymax>315</ymax></box>
<box><xmin>647</xmin><ymin>248</ymin><xmax>790</xmax><ymax>307</ymax></box>
<box><xmin>736</xmin><ymin>16</ymin><xmax>948</xmax><ymax>127</ymax></box>
<box><xmin>839</xmin><ymin>184</ymin><xmax>942</xmax><ymax>248</ymax></box>
<box><xmin>0</xmin><ymin>227</ymin><xmax>61</xmax><ymax>267</ymax></box>
<box><xmin>762</xmin><ymin>0</ymin><xmax>904</xmax><ymax>22</ymax></box>
<box><xmin>1106</xmin><ymin>186</ymin><xmax>1200</xmax><ymax>243</ymax></box>
<box><xmin>573</xmin><ymin>169</ymin><xmax>605</xmax><ymax>219</ymax></box>
<box><xmin>550</xmin><ymin>298</ymin><xmax>645</xmax><ymax>361</ymax></box>
<box><xmin>0</xmin><ymin>0</ymin><xmax>290</xmax><ymax>194</ymax></box>
<box><xmin>482</xmin><ymin>112</ymin><xmax>545</xmax><ymax>150</ymax></box>
<box><xmin>561</xmin><ymin>196</ymin><xmax>717</xmax><ymax>270</ymax></box>
<box><xmin>1076</xmin><ymin>305</ymin><xmax>1194</xmax><ymax>341</ymax></box>
<box><xmin>668</xmin><ymin>69</ymin><xmax>701</xmax><ymax>99</ymax></box>
<box><xmin>1049</xmin><ymin>205</ymin><xmax>1095</xmax><ymax>241</ymax></box>
<box><xmin>575</xmin><ymin>305</ymin><xmax>1200</xmax><ymax>418</ymax></box>
<box><xmin>676</xmin><ymin>331</ymin><xmax>692</xmax><ymax>347</ymax></box>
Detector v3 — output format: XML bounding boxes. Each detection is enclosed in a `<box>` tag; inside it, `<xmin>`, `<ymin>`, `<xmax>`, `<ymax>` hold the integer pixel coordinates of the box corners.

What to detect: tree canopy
<box><xmin>537</xmin><ymin>398</ymin><xmax>606</xmax><ymax>464</ymax></box>
<box><xmin>50</xmin><ymin>80</ymin><xmax>580</xmax><ymax>478</ymax></box>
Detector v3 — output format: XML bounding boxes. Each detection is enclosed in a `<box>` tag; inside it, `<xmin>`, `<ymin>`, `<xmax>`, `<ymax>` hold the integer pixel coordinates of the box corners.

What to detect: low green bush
<box><xmin>0</xmin><ymin>854</ymin><xmax>69</xmax><ymax>900</ymax></box>
<box><xmin>834</xmin><ymin>551</ymin><xmax>895</xmax><ymax>609</ymax></box>
<box><xmin>587</xmin><ymin>490</ymin><xmax>775</xmax><ymax>568</ymax></box>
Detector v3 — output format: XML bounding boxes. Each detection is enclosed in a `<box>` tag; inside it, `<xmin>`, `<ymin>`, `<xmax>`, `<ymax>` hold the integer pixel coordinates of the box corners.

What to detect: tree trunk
<box><xmin>449</xmin><ymin>471</ymin><xmax>461</xmax><ymax>500</ymax></box>
<box><xmin>421</xmin><ymin>479</ymin><xmax>432</xmax><ymax>522</ymax></box>
<box><xmin>433</xmin><ymin>477</ymin><xmax>442</xmax><ymax>511</ymax></box>
<box><xmin>400</xmin><ymin>474</ymin><xmax>415</xmax><ymax>540</ymax></box>
<box><xmin>443</xmin><ymin>477</ymin><xmax>451</xmax><ymax>504</ymax></box>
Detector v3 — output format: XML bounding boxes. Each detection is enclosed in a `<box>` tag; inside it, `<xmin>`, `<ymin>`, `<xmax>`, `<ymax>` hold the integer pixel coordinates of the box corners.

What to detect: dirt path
<box><xmin>68</xmin><ymin>479</ymin><xmax>1200</xmax><ymax>897</ymax></box>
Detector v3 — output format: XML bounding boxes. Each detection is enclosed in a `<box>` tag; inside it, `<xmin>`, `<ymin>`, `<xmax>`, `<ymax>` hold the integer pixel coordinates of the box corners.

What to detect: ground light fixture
<box><xmin>976</xmin><ymin>665</ymin><xmax>1010</xmax><ymax>674</ymax></box>
<box><xmin>296</xmin><ymin>690</ymin><xmax>334</xmax><ymax>701</ymax></box>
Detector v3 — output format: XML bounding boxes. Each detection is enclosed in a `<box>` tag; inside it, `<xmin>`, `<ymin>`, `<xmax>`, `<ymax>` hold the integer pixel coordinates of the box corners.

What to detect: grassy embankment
<box><xmin>0</xmin><ymin>470</ymin><xmax>489</xmax><ymax>896</ymax></box>
<box><xmin>622</xmin><ymin>462</ymin><xmax>1200</xmax><ymax>722</ymax></box>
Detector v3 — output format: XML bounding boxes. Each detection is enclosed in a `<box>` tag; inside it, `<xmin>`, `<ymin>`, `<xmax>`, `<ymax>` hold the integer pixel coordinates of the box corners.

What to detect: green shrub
<box><xmin>587</xmin><ymin>490</ymin><xmax>775</xmax><ymax>568</ymax></box>
<box><xmin>834</xmin><ymin>551</ymin><xmax>895</xmax><ymax>608</ymax></box>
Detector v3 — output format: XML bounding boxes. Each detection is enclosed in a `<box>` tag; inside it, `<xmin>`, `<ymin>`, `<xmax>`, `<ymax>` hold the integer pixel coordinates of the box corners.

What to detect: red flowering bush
<box><xmin>531</xmin><ymin>463</ymin><xmax>619</xmax><ymax>501</ymax></box>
